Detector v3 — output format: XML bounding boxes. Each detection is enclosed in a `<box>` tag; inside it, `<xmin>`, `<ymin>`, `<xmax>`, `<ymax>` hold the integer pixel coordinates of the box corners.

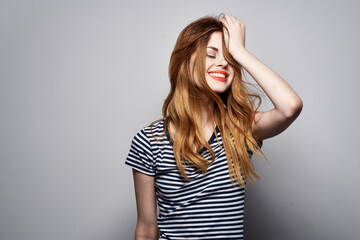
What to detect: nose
<box><xmin>215</xmin><ymin>57</ymin><xmax>228</xmax><ymax>67</ymax></box>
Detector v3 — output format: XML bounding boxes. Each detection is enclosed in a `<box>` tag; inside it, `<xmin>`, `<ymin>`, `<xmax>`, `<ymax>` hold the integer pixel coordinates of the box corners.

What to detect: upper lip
<box><xmin>208</xmin><ymin>70</ymin><xmax>229</xmax><ymax>77</ymax></box>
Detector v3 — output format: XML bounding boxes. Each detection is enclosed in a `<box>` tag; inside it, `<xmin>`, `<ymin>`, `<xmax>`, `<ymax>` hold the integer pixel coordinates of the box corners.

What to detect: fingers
<box><xmin>220</xmin><ymin>14</ymin><xmax>245</xmax><ymax>27</ymax></box>
<box><xmin>219</xmin><ymin>16</ymin><xmax>229</xmax><ymax>27</ymax></box>
<box><xmin>224</xmin><ymin>14</ymin><xmax>236</xmax><ymax>24</ymax></box>
<box><xmin>219</xmin><ymin>14</ymin><xmax>246</xmax><ymax>50</ymax></box>
<box><xmin>219</xmin><ymin>16</ymin><xmax>229</xmax><ymax>47</ymax></box>
<box><xmin>223</xmin><ymin>27</ymin><xmax>229</xmax><ymax>49</ymax></box>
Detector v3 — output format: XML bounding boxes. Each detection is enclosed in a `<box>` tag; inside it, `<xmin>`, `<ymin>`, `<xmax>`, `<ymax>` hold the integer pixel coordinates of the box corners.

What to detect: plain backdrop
<box><xmin>1</xmin><ymin>0</ymin><xmax>359</xmax><ymax>239</ymax></box>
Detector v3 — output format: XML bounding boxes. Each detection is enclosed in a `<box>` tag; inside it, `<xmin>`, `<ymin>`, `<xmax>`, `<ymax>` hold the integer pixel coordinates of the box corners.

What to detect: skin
<box><xmin>132</xmin><ymin>169</ymin><xmax>159</xmax><ymax>239</ymax></box>
<box><xmin>133</xmin><ymin>14</ymin><xmax>303</xmax><ymax>239</ymax></box>
<box><xmin>185</xmin><ymin>31</ymin><xmax>236</xmax><ymax>145</ymax></box>
<box><xmin>190</xmin><ymin>31</ymin><xmax>235</xmax><ymax>94</ymax></box>
<box><xmin>219</xmin><ymin>15</ymin><xmax>303</xmax><ymax>140</ymax></box>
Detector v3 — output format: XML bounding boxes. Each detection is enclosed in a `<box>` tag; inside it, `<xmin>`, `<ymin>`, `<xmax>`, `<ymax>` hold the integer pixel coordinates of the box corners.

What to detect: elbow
<box><xmin>284</xmin><ymin>96</ymin><xmax>303</xmax><ymax>119</ymax></box>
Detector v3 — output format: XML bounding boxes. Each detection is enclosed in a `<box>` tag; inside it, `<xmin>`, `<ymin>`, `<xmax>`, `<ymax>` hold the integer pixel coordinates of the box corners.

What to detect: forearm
<box><xmin>135</xmin><ymin>223</ymin><xmax>159</xmax><ymax>240</ymax></box>
<box><xmin>233</xmin><ymin>48</ymin><xmax>302</xmax><ymax>117</ymax></box>
<box><xmin>135</xmin><ymin>235</ymin><xmax>158</xmax><ymax>240</ymax></box>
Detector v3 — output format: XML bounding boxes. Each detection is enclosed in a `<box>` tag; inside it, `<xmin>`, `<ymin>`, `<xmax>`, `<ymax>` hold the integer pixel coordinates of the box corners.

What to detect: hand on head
<box><xmin>219</xmin><ymin>14</ymin><xmax>246</xmax><ymax>55</ymax></box>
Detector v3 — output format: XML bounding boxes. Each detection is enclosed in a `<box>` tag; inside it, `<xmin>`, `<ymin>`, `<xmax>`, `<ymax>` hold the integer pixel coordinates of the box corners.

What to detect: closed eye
<box><xmin>206</xmin><ymin>54</ymin><xmax>215</xmax><ymax>58</ymax></box>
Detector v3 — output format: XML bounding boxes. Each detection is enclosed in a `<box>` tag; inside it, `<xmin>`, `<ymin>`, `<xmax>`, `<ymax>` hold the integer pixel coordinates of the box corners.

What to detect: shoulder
<box><xmin>126</xmin><ymin>119</ymin><xmax>166</xmax><ymax>176</ymax></box>
<box><xmin>132</xmin><ymin>118</ymin><xmax>167</xmax><ymax>145</ymax></box>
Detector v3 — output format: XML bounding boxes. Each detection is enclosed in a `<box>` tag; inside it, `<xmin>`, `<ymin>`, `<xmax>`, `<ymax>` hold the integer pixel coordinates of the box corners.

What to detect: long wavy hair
<box><xmin>151</xmin><ymin>15</ymin><xmax>265</xmax><ymax>188</ymax></box>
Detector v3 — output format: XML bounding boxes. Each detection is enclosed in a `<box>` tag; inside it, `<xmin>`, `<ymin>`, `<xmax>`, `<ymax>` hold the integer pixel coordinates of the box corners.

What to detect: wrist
<box><xmin>231</xmin><ymin>47</ymin><xmax>250</xmax><ymax>65</ymax></box>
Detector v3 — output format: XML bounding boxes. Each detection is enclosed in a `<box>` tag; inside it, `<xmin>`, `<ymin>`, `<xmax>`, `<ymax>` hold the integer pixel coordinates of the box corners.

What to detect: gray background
<box><xmin>0</xmin><ymin>0</ymin><xmax>359</xmax><ymax>239</ymax></box>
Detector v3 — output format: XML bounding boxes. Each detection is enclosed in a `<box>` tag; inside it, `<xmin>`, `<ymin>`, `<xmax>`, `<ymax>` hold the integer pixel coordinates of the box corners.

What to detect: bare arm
<box><xmin>220</xmin><ymin>15</ymin><xmax>303</xmax><ymax>141</ymax></box>
<box><xmin>132</xmin><ymin>169</ymin><xmax>159</xmax><ymax>240</ymax></box>
<box><xmin>234</xmin><ymin>48</ymin><xmax>303</xmax><ymax>141</ymax></box>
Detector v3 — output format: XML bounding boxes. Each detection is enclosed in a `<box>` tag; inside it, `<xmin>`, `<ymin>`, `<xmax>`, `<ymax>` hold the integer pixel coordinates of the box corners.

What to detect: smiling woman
<box><xmin>125</xmin><ymin>14</ymin><xmax>302</xmax><ymax>240</ymax></box>
<box><xmin>191</xmin><ymin>31</ymin><xmax>235</xmax><ymax>92</ymax></box>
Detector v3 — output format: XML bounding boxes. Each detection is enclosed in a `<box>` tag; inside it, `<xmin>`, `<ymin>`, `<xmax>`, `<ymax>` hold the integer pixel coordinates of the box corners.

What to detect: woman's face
<box><xmin>190</xmin><ymin>31</ymin><xmax>235</xmax><ymax>93</ymax></box>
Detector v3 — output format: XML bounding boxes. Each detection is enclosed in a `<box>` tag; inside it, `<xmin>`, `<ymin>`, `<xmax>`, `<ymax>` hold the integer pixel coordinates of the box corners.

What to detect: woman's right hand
<box><xmin>219</xmin><ymin>14</ymin><xmax>247</xmax><ymax>58</ymax></box>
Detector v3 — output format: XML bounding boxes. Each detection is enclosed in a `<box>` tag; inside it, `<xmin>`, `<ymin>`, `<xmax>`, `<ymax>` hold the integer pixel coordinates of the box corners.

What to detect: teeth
<box><xmin>209</xmin><ymin>72</ymin><xmax>226</xmax><ymax>78</ymax></box>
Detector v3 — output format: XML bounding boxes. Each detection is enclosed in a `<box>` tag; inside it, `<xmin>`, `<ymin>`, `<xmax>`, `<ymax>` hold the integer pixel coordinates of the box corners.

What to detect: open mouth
<box><xmin>208</xmin><ymin>71</ymin><xmax>229</xmax><ymax>82</ymax></box>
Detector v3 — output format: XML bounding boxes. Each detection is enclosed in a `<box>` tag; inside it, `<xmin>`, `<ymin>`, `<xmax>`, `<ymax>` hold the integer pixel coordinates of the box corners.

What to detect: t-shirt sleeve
<box><xmin>125</xmin><ymin>129</ymin><xmax>155</xmax><ymax>177</ymax></box>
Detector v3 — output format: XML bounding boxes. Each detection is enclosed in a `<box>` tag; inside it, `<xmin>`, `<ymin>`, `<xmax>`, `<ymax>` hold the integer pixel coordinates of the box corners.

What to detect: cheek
<box><xmin>205</xmin><ymin>58</ymin><xmax>216</xmax><ymax>70</ymax></box>
<box><xmin>205</xmin><ymin>63</ymin><xmax>211</xmax><ymax>73</ymax></box>
<box><xmin>230</xmin><ymin>68</ymin><xmax>235</xmax><ymax>79</ymax></box>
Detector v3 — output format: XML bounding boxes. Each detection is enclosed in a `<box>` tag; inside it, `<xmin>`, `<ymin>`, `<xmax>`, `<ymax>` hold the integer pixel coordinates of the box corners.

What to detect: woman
<box><xmin>125</xmin><ymin>14</ymin><xmax>302</xmax><ymax>240</ymax></box>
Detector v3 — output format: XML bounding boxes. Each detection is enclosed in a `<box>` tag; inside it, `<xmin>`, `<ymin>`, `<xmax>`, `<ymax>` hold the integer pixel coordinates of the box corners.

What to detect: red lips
<box><xmin>209</xmin><ymin>70</ymin><xmax>229</xmax><ymax>77</ymax></box>
<box><xmin>208</xmin><ymin>70</ymin><xmax>229</xmax><ymax>82</ymax></box>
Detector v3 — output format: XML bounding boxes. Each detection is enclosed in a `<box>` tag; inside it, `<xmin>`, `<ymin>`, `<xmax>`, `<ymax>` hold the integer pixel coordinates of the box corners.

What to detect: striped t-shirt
<box><xmin>125</xmin><ymin>118</ymin><xmax>262</xmax><ymax>240</ymax></box>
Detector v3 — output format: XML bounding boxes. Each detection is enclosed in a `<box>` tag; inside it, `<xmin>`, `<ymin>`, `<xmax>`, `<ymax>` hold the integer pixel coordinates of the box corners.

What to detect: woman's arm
<box><xmin>220</xmin><ymin>15</ymin><xmax>303</xmax><ymax>141</ymax></box>
<box><xmin>132</xmin><ymin>169</ymin><xmax>159</xmax><ymax>240</ymax></box>
<box><xmin>233</xmin><ymin>47</ymin><xmax>303</xmax><ymax>141</ymax></box>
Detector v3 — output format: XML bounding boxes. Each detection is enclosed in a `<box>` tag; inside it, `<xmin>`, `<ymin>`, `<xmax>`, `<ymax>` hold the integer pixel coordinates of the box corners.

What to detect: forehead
<box><xmin>207</xmin><ymin>31</ymin><xmax>223</xmax><ymax>47</ymax></box>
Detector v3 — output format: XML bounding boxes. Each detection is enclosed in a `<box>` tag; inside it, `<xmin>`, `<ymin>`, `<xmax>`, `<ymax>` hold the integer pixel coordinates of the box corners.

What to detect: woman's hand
<box><xmin>219</xmin><ymin>14</ymin><xmax>246</xmax><ymax>56</ymax></box>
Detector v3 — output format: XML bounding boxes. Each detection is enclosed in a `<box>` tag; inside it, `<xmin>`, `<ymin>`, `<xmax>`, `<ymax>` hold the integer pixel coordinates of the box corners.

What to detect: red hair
<box><xmin>151</xmin><ymin>15</ymin><xmax>265</xmax><ymax>187</ymax></box>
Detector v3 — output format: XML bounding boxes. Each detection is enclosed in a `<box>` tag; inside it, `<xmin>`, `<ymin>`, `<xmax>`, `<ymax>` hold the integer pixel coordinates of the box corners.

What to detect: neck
<box><xmin>199</xmin><ymin>99</ymin><xmax>216</xmax><ymax>128</ymax></box>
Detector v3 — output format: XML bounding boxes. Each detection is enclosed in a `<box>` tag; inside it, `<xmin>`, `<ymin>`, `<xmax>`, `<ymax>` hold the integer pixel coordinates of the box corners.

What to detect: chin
<box><xmin>209</xmin><ymin>86</ymin><xmax>231</xmax><ymax>94</ymax></box>
<box><xmin>213</xmin><ymin>89</ymin><xmax>227</xmax><ymax>94</ymax></box>
<box><xmin>206</xmin><ymin>79</ymin><xmax>232</xmax><ymax>94</ymax></box>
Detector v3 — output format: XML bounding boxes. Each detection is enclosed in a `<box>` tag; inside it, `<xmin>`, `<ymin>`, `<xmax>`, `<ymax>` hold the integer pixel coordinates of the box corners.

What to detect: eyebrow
<box><xmin>207</xmin><ymin>46</ymin><xmax>219</xmax><ymax>51</ymax></box>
